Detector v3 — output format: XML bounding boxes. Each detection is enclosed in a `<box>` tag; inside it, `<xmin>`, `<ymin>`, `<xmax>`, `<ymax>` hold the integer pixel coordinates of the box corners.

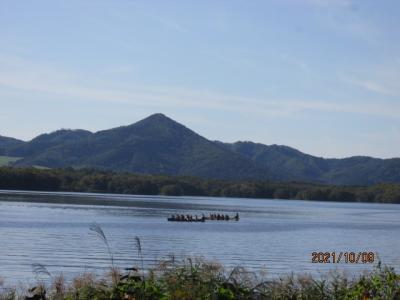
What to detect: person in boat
<box><xmin>225</xmin><ymin>214</ymin><xmax>229</xmax><ymax>220</ymax></box>
<box><xmin>234</xmin><ymin>212</ymin><xmax>239</xmax><ymax>220</ymax></box>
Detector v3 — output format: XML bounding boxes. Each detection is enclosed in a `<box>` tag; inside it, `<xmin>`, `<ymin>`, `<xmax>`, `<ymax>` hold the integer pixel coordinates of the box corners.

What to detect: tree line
<box><xmin>0</xmin><ymin>167</ymin><xmax>399</xmax><ymax>203</ymax></box>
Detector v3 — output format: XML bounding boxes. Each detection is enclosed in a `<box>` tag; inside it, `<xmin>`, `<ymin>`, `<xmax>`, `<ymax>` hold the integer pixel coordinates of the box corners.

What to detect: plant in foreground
<box><xmin>2</xmin><ymin>224</ymin><xmax>398</xmax><ymax>299</ymax></box>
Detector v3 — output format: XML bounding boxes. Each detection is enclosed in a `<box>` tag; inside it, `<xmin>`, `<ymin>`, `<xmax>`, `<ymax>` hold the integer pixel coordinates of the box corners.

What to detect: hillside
<box><xmin>0</xmin><ymin>135</ymin><xmax>25</xmax><ymax>155</ymax></box>
<box><xmin>3</xmin><ymin>113</ymin><xmax>400</xmax><ymax>185</ymax></box>
<box><xmin>10</xmin><ymin>114</ymin><xmax>268</xmax><ymax>180</ymax></box>
<box><xmin>225</xmin><ymin>141</ymin><xmax>400</xmax><ymax>185</ymax></box>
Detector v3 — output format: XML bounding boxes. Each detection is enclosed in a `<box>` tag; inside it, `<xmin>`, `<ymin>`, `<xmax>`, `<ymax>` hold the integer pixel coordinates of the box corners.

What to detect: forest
<box><xmin>0</xmin><ymin>166</ymin><xmax>399</xmax><ymax>203</ymax></box>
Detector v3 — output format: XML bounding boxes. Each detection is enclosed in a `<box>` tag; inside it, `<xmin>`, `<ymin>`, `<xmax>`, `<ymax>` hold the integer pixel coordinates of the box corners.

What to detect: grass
<box><xmin>0</xmin><ymin>156</ymin><xmax>50</xmax><ymax>169</ymax></box>
<box><xmin>0</xmin><ymin>225</ymin><xmax>398</xmax><ymax>299</ymax></box>
<box><xmin>0</xmin><ymin>156</ymin><xmax>21</xmax><ymax>166</ymax></box>
<box><xmin>0</xmin><ymin>260</ymin><xmax>399</xmax><ymax>299</ymax></box>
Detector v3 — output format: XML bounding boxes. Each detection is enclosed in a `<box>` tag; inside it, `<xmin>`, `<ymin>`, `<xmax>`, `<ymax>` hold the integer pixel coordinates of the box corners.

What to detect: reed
<box><xmin>89</xmin><ymin>223</ymin><xmax>115</xmax><ymax>270</ymax></box>
<box><xmin>1</xmin><ymin>259</ymin><xmax>398</xmax><ymax>299</ymax></box>
<box><xmin>134</xmin><ymin>236</ymin><xmax>144</xmax><ymax>278</ymax></box>
<box><xmin>0</xmin><ymin>225</ymin><xmax>398</xmax><ymax>299</ymax></box>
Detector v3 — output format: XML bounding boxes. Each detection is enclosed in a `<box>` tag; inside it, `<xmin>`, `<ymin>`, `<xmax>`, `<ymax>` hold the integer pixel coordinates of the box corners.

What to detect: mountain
<box><xmin>224</xmin><ymin>141</ymin><xmax>400</xmax><ymax>185</ymax></box>
<box><xmin>322</xmin><ymin>156</ymin><xmax>400</xmax><ymax>185</ymax></box>
<box><xmin>10</xmin><ymin>114</ymin><xmax>268</xmax><ymax>180</ymax></box>
<box><xmin>0</xmin><ymin>135</ymin><xmax>25</xmax><ymax>155</ymax></box>
<box><xmin>11</xmin><ymin>129</ymin><xmax>92</xmax><ymax>157</ymax></box>
<box><xmin>222</xmin><ymin>141</ymin><xmax>329</xmax><ymax>183</ymax></box>
<box><xmin>3</xmin><ymin>113</ymin><xmax>400</xmax><ymax>185</ymax></box>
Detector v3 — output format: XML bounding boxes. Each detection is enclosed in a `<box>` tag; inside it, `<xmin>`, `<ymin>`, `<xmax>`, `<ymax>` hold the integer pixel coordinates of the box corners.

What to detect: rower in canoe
<box><xmin>167</xmin><ymin>215</ymin><xmax>205</xmax><ymax>222</ymax></box>
<box><xmin>167</xmin><ymin>212</ymin><xmax>239</xmax><ymax>222</ymax></box>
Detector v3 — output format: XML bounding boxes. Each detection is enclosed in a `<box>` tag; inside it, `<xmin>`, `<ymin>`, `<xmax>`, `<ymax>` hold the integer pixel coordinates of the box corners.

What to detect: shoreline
<box><xmin>0</xmin><ymin>258</ymin><xmax>398</xmax><ymax>299</ymax></box>
<box><xmin>1</xmin><ymin>167</ymin><xmax>400</xmax><ymax>204</ymax></box>
<box><xmin>0</xmin><ymin>189</ymin><xmax>398</xmax><ymax>209</ymax></box>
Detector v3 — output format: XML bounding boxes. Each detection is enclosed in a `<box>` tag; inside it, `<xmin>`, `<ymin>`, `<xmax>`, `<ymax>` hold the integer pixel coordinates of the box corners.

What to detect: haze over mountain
<box><xmin>1</xmin><ymin>114</ymin><xmax>399</xmax><ymax>185</ymax></box>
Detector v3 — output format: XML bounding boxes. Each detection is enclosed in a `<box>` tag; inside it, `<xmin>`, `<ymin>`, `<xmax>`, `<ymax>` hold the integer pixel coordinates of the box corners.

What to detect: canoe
<box><xmin>205</xmin><ymin>216</ymin><xmax>239</xmax><ymax>221</ymax></box>
<box><xmin>167</xmin><ymin>214</ymin><xmax>239</xmax><ymax>222</ymax></box>
<box><xmin>167</xmin><ymin>217</ymin><xmax>205</xmax><ymax>222</ymax></box>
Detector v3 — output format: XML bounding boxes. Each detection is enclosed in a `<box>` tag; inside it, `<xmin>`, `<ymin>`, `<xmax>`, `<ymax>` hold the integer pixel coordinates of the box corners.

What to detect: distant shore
<box><xmin>0</xmin><ymin>167</ymin><xmax>399</xmax><ymax>204</ymax></box>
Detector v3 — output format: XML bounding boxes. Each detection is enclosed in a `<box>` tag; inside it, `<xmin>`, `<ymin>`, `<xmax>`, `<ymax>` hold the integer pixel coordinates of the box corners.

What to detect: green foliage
<box><xmin>0</xmin><ymin>156</ymin><xmax>21</xmax><ymax>166</ymax></box>
<box><xmin>1</xmin><ymin>259</ymin><xmax>399</xmax><ymax>299</ymax></box>
<box><xmin>160</xmin><ymin>184</ymin><xmax>184</xmax><ymax>196</ymax></box>
<box><xmin>225</xmin><ymin>141</ymin><xmax>400</xmax><ymax>185</ymax></box>
<box><xmin>345</xmin><ymin>264</ymin><xmax>400</xmax><ymax>299</ymax></box>
<box><xmin>3</xmin><ymin>114</ymin><xmax>399</xmax><ymax>185</ymax></box>
<box><xmin>1</xmin><ymin>167</ymin><xmax>400</xmax><ymax>203</ymax></box>
<box><xmin>7</xmin><ymin>114</ymin><xmax>265</xmax><ymax>181</ymax></box>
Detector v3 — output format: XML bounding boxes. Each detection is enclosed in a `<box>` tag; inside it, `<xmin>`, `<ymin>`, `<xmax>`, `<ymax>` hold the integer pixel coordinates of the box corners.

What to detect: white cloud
<box><xmin>0</xmin><ymin>53</ymin><xmax>399</xmax><ymax>119</ymax></box>
<box><xmin>344</xmin><ymin>65</ymin><xmax>400</xmax><ymax>97</ymax></box>
<box><xmin>350</xmin><ymin>79</ymin><xmax>396</xmax><ymax>96</ymax></box>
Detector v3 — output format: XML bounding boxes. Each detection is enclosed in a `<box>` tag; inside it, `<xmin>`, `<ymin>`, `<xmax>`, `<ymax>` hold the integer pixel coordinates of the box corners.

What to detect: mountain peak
<box><xmin>132</xmin><ymin>113</ymin><xmax>192</xmax><ymax>134</ymax></box>
<box><xmin>139</xmin><ymin>113</ymin><xmax>175</xmax><ymax>124</ymax></box>
<box><xmin>148</xmin><ymin>113</ymin><xmax>168</xmax><ymax>119</ymax></box>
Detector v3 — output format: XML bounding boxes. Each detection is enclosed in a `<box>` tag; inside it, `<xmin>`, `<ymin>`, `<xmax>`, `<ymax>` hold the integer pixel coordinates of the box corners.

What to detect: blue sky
<box><xmin>0</xmin><ymin>0</ymin><xmax>399</xmax><ymax>158</ymax></box>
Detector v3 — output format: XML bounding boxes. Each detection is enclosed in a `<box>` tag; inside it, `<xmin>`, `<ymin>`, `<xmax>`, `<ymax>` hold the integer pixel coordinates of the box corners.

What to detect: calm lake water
<box><xmin>0</xmin><ymin>190</ymin><xmax>399</xmax><ymax>284</ymax></box>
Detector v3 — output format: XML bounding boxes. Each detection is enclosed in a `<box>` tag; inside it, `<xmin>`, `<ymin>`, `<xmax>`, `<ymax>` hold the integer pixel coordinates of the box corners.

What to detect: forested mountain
<box><xmin>7</xmin><ymin>114</ymin><xmax>268</xmax><ymax>180</ymax></box>
<box><xmin>0</xmin><ymin>135</ymin><xmax>25</xmax><ymax>155</ymax></box>
<box><xmin>11</xmin><ymin>129</ymin><xmax>92</xmax><ymax>157</ymax></box>
<box><xmin>224</xmin><ymin>142</ymin><xmax>400</xmax><ymax>185</ymax></box>
<box><xmin>1</xmin><ymin>113</ymin><xmax>399</xmax><ymax>185</ymax></box>
<box><xmin>221</xmin><ymin>141</ymin><xmax>329</xmax><ymax>183</ymax></box>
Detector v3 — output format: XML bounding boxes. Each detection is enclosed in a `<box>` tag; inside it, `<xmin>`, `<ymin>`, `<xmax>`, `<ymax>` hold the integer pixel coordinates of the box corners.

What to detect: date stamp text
<box><xmin>311</xmin><ymin>251</ymin><xmax>375</xmax><ymax>264</ymax></box>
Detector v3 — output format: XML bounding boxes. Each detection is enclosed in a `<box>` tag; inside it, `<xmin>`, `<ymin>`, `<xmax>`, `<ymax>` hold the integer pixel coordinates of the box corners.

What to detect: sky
<box><xmin>0</xmin><ymin>0</ymin><xmax>399</xmax><ymax>158</ymax></box>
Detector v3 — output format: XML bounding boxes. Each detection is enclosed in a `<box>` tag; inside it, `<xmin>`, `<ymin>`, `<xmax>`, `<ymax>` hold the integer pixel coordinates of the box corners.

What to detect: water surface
<box><xmin>0</xmin><ymin>190</ymin><xmax>399</xmax><ymax>284</ymax></box>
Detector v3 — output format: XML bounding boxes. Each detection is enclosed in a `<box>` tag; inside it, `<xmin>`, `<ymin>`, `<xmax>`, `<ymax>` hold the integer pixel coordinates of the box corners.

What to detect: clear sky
<box><xmin>0</xmin><ymin>0</ymin><xmax>399</xmax><ymax>158</ymax></box>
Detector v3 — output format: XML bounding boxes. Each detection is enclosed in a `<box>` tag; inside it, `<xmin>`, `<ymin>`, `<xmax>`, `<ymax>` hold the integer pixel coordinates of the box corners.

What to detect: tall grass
<box><xmin>89</xmin><ymin>223</ymin><xmax>114</xmax><ymax>269</ymax></box>
<box><xmin>2</xmin><ymin>259</ymin><xmax>398</xmax><ymax>299</ymax></box>
<box><xmin>0</xmin><ymin>225</ymin><xmax>398</xmax><ymax>299</ymax></box>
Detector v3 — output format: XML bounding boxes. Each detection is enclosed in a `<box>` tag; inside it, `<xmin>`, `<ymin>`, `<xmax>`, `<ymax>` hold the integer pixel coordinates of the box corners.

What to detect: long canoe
<box><xmin>205</xmin><ymin>216</ymin><xmax>239</xmax><ymax>221</ymax></box>
<box><xmin>167</xmin><ymin>217</ymin><xmax>205</xmax><ymax>222</ymax></box>
<box><xmin>167</xmin><ymin>214</ymin><xmax>239</xmax><ymax>222</ymax></box>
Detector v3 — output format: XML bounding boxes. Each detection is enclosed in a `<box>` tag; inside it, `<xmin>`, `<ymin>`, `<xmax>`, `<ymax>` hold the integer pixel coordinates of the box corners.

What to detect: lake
<box><xmin>0</xmin><ymin>190</ymin><xmax>399</xmax><ymax>284</ymax></box>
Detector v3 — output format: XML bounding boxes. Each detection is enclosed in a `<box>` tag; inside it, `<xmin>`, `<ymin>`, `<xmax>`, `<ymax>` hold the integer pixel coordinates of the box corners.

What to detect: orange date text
<box><xmin>311</xmin><ymin>251</ymin><xmax>375</xmax><ymax>264</ymax></box>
